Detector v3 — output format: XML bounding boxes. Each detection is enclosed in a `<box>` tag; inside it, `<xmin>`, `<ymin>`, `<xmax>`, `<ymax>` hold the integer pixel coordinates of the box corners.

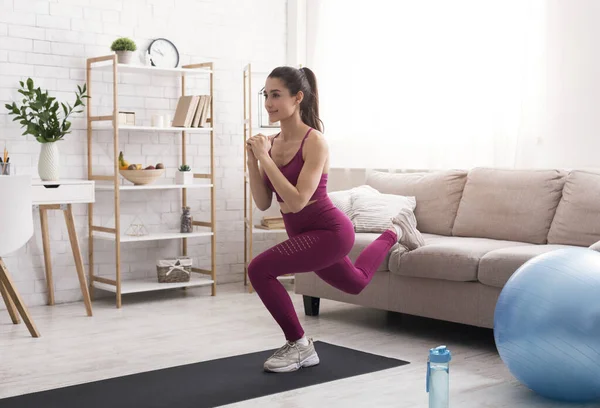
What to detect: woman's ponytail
<box><xmin>299</xmin><ymin>67</ymin><xmax>323</xmax><ymax>133</ymax></box>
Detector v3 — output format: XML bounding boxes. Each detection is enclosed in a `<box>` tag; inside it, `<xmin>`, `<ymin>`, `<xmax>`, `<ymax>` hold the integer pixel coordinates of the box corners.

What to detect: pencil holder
<box><xmin>0</xmin><ymin>163</ymin><xmax>10</xmax><ymax>175</ymax></box>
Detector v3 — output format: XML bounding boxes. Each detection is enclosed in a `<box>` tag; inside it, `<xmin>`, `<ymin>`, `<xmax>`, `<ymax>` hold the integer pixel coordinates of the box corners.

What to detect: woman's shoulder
<box><xmin>303</xmin><ymin>128</ymin><xmax>328</xmax><ymax>156</ymax></box>
<box><xmin>306</xmin><ymin>128</ymin><xmax>326</xmax><ymax>144</ymax></box>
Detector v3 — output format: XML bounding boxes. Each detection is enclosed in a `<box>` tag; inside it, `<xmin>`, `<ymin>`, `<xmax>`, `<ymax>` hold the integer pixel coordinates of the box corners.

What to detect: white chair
<box><xmin>0</xmin><ymin>174</ymin><xmax>40</xmax><ymax>337</ymax></box>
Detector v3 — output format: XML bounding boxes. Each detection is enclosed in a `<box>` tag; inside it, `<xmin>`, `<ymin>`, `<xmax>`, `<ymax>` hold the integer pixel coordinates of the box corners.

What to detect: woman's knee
<box><xmin>247</xmin><ymin>256</ymin><xmax>270</xmax><ymax>283</ymax></box>
<box><xmin>347</xmin><ymin>282</ymin><xmax>365</xmax><ymax>295</ymax></box>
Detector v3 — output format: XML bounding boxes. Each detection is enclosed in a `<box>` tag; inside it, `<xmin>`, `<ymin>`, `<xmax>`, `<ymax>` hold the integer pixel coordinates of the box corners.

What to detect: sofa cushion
<box><xmin>547</xmin><ymin>170</ymin><xmax>600</xmax><ymax>246</ymax></box>
<box><xmin>388</xmin><ymin>233</ymin><xmax>529</xmax><ymax>282</ymax></box>
<box><xmin>351</xmin><ymin>191</ymin><xmax>416</xmax><ymax>233</ymax></box>
<box><xmin>478</xmin><ymin>244</ymin><xmax>574</xmax><ymax>288</ymax></box>
<box><xmin>349</xmin><ymin>233</ymin><xmax>396</xmax><ymax>272</ymax></box>
<box><xmin>452</xmin><ymin>168</ymin><xmax>566</xmax><ymax>244</ymax></box>
<box><xmin>365</xmin><ymin>170</ymin><xmax>468</xmax><ymax>236</ymax></box>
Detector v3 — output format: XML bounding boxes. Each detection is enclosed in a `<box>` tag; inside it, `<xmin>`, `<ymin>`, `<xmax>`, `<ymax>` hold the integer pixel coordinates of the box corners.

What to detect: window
<box><xmin>306</xmin><ymin>0</ymin><xmax>546</xmax><ymax>169</ymax></box>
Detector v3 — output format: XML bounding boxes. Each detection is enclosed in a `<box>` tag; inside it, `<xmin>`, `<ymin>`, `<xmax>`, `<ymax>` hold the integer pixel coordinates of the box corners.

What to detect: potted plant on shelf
<box><xmin>111</xmin><ymin>37</ymin><xmax>137</xmax><ymax>64</ymax></box>
<box><xmin>4</xmin><ymin>78</ymin><xmax>88</xmax><ymax>181</ymax></box>
<box><xmin>176</xmin><ymin>164</ymin><xmax>193</xmax><ymax>185</ymax></box>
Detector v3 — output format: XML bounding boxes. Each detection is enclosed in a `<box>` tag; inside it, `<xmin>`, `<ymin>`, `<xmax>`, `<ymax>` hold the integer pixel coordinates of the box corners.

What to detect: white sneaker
<box><xmin>392</xmin><ymin>208</ymin><xmax>425</xmax><ymax>250</ymax></box>
<box><xmin>264</xmin><ymin>338</ymin><xmax>320</xmax><ymax>373</ymax></box>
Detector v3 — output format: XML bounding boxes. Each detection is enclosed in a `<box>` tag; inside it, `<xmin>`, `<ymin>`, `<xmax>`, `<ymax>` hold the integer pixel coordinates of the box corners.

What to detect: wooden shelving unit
<box><xmin>243</xmin><ymin>64</ymin><xmax>291</xmax><ymax>293</ymax></box>
<box><xmin>86</xmin><ymin>55</ymin><xmax>217</xmax><ymax>307</ymax></box>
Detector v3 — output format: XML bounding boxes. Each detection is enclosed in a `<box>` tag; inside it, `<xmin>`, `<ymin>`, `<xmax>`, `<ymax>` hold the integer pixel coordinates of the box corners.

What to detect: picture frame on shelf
<box><xmin>118</xmin><ymin>111</ymin><xmax>135</xmax><ymax>125</ymax></box>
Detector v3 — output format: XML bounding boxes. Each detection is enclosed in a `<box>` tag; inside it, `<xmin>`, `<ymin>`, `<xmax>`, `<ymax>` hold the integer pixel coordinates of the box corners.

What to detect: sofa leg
<box><xmin>303</xmin><ymin>296</ymin><xmax>320</xmax><ymax>316</ymax></box>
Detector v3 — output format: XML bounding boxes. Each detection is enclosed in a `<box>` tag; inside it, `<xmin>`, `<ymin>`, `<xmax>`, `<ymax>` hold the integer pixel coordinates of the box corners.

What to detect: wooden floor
<box><xmin>0</xmin><ymin>282</ymin><xmax>596</xmax><ymax>407</ymax></box>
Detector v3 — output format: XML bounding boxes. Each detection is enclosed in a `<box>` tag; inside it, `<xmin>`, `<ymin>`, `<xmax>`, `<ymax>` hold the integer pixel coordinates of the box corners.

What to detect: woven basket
<box><xmin>156</xmin><ymin>257</ymin><xmax>192</xmax><ymax>283</ymax></box>
<box><xmin>119</xmin><ymin>169</ymin><xmax>164</xmax><ymax>185</ymax></box>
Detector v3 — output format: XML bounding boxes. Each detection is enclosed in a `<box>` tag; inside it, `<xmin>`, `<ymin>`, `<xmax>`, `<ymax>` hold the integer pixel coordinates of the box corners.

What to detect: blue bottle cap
<box><xmin>429</xmin><ymin>345</ymin><xmax>452</xmax><ymax>363</ymax></box>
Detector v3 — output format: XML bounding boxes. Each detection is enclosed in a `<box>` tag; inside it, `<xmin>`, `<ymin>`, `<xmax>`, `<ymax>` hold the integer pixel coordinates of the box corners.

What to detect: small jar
<box><xmin>180</xmin><ymin>206</ymin><xmax>193</xmax><ymax>233</ymax></box>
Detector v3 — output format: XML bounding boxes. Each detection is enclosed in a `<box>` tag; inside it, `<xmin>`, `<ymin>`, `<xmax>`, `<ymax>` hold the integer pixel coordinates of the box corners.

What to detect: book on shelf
<box><xmin>256</xmin><ymin>216</ymin><xmax>285</xmax><ymax>230</ymax></box>
<box><xmin>172</xmin><ymin>94</ymin><xmax>211</xmax><ymax>128</ymax></box>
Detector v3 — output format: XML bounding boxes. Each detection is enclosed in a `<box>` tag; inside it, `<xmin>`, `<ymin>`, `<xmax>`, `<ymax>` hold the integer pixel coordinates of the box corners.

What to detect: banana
<box><xmin>118</xmin><ymin>151</ymin><xmax>130</xmax><ymax>170</ymax></box>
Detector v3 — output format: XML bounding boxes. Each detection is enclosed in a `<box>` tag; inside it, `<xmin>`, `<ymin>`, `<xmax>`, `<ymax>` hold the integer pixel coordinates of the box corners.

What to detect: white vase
<box><xmin>116</xmin><ymin>50</ymin><xmax>133</xmax><ymax>64</ymax></box>
<box><xmin>38</xmin><ymin>142</ymin><xmax>60</xmax><ymax>181</ymax></box>
<box><xmin>176</xmin><ymin>171</ymin><xmax>193</xmax><ymax>185</ymax></box>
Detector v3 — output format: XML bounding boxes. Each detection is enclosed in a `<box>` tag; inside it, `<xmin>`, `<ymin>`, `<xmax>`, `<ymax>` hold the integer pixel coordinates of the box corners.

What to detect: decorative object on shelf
<box><xmin>172</xmin><ymin>95</ymin><xmax>211</xmax><ymax>128</ymax></box>
<box><xmin>4</xmin><ymin>78</ymin><xmax>88</xmax><ymax>181</ymax></box>
<box><xmin>255</xmin><ymin>216</ymin><xmax>285</xmax><ymax>230</ymax></box>
<box><xmin>125</xmin><ymin>215</ymin><xmax>148</xmax><ymax>236</ymax></box>
<box><xmin>151</xmin><ymin>114</ymin><xmax>164</xmax><ymax>128</ymax></box>
<box><xmin>156</xmin><ymin>256</ymin><xmax>192</xmax><ymax>283</ymax></box>
<box><xmin>176</xmin><ymin>164</ymin><xmax>193</xmax><ymax>185</ymax></box>
<box><xmin>118</xmin><ymin>111</ymin><xmax>135</xmax><ymax>125</ymax></box>
<box><xmin>1</xmin><ymin>147</ymin><xmax>10</xmax><ymax>175</ymax></box>
<box><xmin>258</xmin><ymin>86</ymin><xmax>280</xmax><ymax>128</ymax></box>
<box><xmin>147</xmin><ymin>38</ymin><xmax>179</xmax><ymax>68</ymax></box>
<box><xmin>118</xmin><ymin>151</ymin><xmax>165</xmax><ymax>185</ymax></box>
<box><xmin>119</xmin><ymin>168</ymin><xmax>164</xmax><ymax>185</ymax></box>
<box><xmin>111</xmin><ymin>37</ymin><xmax>137</xmax><ymax>64</ymax></box>
<box><xmin>180</xmin><ymin>206</ymin><xmax>193</xmax><ymax>233</ymax></box>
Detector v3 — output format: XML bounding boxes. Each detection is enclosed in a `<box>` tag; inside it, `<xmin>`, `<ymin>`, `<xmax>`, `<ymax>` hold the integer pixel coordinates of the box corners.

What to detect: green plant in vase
<box><xmin>111</xmin><ymin>37</ymin><xmax>137</xmax><ymax>64</ymax></box>
<box><xmin>176</xmin><ymin>164</ymin><xmax>193</xmax><ymax>185</ymax></box>
<box><xmin>4</xmin><ymin>78</ymin><xmax>88</xmax><ymax>181</ymax></box>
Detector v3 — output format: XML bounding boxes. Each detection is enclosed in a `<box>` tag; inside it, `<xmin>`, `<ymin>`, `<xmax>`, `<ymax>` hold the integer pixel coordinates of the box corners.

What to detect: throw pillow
<box><xmin>351</xmin><ymin>191</ymin><xmax>417</xmax><ymax>233</ymax></box>
<box><xmin>329</xmin><ymin>185</ymin><xmax>379</xmax><ymax>217</ymax></box>
<box><xmin>328</xmin><ymin>190</ymin><xmax>353</xmax><ymax>216</ymax></box>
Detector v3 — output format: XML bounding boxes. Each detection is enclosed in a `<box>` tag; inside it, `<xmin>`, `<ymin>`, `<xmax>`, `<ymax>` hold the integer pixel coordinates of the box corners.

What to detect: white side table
<box><xmin>31</xmin><ymin>179</ymin><xmax>95</xmax><ymax>316</ymax></box>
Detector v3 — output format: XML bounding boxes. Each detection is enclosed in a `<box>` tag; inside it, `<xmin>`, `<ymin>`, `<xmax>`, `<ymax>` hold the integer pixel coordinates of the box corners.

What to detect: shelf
<box><xmin>252</xmin><ymin>227</ymin><xmax>287</xmax><ymax>234</ymax></box>
<box><xmin>96</xmin><ymin>183</ymin><xmax>213</xmax><ymax>191</ymax></box>
<box><xmin>92</xmin><ymin>275</ymin><xmax>214</xmax><ymax>294</ymax></box>
<box><xmin>87</xmin><ymin>55</ymin><xmax>217</xmax><ymax>306</ymax></box>
<box><xmin>93</xmin><ymin>124</ymin><xmax>213</xmax><ymax>133</ymax></box>
<box><xmin>93</xmin><ymin>61</ymin><xmax>212</xmax><ymax>77</ymax></box>
<box><xmin>93</xmin><ymin>230</ymin><xmax>213</xmax><ymax>242</ymax></box>
<box><xmin>120</xmin><ymin>125</ymin><xmax>212</xmax><ymax>132</ymax></box>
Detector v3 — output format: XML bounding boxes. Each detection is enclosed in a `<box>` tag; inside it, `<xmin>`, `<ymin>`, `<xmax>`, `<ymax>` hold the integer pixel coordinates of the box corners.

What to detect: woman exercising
<box><xmin>246</xmin><ymin>66</ymin><xmax>424</xmax><ymax>373</ymax></box>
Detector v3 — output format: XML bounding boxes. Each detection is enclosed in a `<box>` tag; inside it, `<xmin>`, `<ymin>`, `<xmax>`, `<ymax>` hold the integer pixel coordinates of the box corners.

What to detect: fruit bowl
<box><xmin>119</xmin><ymin>169</ymin><xmax>165</xmax><ymax>185</ymax></box>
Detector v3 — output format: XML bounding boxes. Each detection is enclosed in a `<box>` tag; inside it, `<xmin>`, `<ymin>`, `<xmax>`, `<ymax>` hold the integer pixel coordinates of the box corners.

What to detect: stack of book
<box><xmin>172</xmin><ymin>95</ymin><xmax>211</xmax><ymax>127</ymax></box>
<box><xmin>255</xmin><ymin>216</ymin><xmax>285</xmax><ymax>230</ymax></box>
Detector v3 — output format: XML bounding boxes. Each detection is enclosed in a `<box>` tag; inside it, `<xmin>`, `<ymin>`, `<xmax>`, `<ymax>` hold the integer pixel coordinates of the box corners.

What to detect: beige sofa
<box><xmin>295</xmin><ymin>167</ymin><xmax>600</xmax><ymax>328</ymax></box>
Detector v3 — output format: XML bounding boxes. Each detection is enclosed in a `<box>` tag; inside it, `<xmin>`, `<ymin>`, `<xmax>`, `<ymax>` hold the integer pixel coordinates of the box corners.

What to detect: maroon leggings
<box><xmin>248</xmin><ymin>197</ymin><xmax>397</xmax><ymax>341</ymax></box>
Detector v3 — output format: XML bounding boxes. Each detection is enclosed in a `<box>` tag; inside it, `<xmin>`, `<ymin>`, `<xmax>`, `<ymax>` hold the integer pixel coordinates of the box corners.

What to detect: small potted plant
<box><xmin>176</xmin><ymin>164</ymin><xmax>193</xmax><ymax>185</ymax></box>
<box><xmin>5</xmin><ymin>78</ymin><xmax>88</xmax><ymax>181</ymax></box>
<box><xmin>110</xmin><ymin>37</ymin><xmax>137</xmax><ymax>64</ymax></box>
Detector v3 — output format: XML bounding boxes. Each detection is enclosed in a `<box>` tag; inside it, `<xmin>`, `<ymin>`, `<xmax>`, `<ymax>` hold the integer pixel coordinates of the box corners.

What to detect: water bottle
<box><xmin>426</xmin><ymin>345</ymin><xmax>452</xmax><ymax>408</ymax></box>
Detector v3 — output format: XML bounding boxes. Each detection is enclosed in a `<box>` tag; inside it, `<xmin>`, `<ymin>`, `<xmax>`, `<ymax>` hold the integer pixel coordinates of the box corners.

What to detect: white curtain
<box><xmin>306</xmin><ymin>0</ymin><xmax>547</xmax><ymax>169</ymax></box>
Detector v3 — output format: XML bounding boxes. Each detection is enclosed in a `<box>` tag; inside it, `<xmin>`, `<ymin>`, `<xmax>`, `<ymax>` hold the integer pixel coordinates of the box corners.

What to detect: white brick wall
<box><xmin>0</xmin><ymin>0</ymin><xmax>289</xmax><ymax>308</ymax></box>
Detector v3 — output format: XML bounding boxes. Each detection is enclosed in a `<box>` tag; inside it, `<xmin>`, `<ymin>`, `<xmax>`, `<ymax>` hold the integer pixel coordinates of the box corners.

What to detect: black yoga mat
<box><xmin>1</xmin><ymin>341</ymin><xmax>409</xmax><ymax>408</ymax></box>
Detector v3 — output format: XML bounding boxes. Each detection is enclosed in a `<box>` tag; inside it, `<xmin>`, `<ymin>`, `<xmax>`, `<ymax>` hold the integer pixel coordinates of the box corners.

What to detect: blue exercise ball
<box><xmin>494</xmin><ymin>247</ymin><xmax>600</xmax><ymax>403</ymax></box>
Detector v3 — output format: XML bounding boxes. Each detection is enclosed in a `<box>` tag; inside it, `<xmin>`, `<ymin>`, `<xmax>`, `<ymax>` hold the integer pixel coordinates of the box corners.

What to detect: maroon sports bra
<box><xmin>262</xmin><ymin>128</ymin><xmax>328</xmax><ymax>203</ymax></box>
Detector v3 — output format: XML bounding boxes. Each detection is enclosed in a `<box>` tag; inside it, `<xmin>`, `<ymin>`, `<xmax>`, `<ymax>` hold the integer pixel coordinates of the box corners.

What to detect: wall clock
<box><xmin>147</xmin><ymin>38</ymin><xmax>179</xmax><ymax>68</ymax></box>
